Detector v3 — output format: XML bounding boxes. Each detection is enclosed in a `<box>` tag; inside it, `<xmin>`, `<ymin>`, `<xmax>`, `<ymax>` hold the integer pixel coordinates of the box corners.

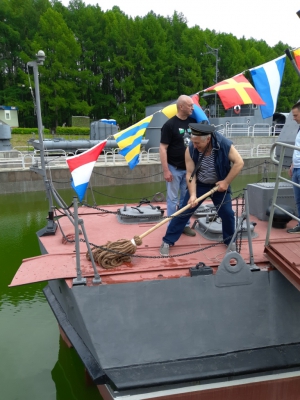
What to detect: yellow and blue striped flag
<box><xmin>114</xmin><ymin>94</ymin><xmax>208</xmax><ymax>169</ymax></box>
<box><xmin>114</xmin><ymin>115</ymin><xmax>152</xmax><ymax>169</ymax></box>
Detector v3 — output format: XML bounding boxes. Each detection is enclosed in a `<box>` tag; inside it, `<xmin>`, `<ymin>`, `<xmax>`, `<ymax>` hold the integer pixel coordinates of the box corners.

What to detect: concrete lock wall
<box><xmin>0</xmin><ymin>136</ymin><xmax>280</xmax><ymax>195</ymax></box>
<box><xmin>0</xmin><ymin>158</ymin><xmax>278</xmax><ymax>195</ymax></box>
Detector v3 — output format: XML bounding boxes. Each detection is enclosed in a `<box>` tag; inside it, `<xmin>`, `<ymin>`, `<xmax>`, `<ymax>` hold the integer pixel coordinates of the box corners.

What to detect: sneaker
<box><xmin>287</xmin><ymin>225</ymin><xmax>300</xmax><ymax>234</ymax></box>
<box><xmin>183</xmin><ymin>226</ymin><xmax>196</xmax><ymax>237</ymax></box>
<box><xmin>226</xmin><ymin>242</ymin><xmax>237</xmax><ymax>252</ymax></box>
<box><xmin>160</xmin><ymin>242</ymin><xmax>170</xmax><ymax>256</ymax></box>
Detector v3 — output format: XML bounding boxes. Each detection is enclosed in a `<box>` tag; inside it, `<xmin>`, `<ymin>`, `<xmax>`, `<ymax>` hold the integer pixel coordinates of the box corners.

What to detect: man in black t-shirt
<box><xmin>159</xmin><ymin>95</ymin><xmax>197</xmax><ymax>236</ymax></box>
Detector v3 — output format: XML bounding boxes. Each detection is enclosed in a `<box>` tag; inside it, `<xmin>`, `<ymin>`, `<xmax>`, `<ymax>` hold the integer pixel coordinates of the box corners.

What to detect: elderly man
<box><xmin>160</xmin><ymin>123</ymin><xmax>244</xmax><ymax>256</ymax></box>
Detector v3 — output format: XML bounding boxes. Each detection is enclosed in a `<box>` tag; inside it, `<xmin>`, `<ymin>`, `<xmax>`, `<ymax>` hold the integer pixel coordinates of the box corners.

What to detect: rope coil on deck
<box><xmin>87</xmin><ymin>236</ymin><xmax>142</xmax><ymax>269</ymax></box>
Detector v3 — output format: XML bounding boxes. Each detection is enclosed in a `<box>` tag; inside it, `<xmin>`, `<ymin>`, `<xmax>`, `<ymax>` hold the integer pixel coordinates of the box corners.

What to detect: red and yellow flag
<box><xmin>293</xmin><ymin>48</ymin><xmax>300</xmax><ymax>70</ymax></box>
<box><xmin>204</xmin><ymin>74</ymin><xmax>265</xmax><ymax>110</ymax></box>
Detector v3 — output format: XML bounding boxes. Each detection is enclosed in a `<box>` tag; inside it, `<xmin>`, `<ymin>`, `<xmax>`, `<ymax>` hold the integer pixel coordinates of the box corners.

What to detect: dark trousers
<box><xmin>162</xmin><ymin>184</ymin><xmax>235</xmax><ymax>246</ymax></box>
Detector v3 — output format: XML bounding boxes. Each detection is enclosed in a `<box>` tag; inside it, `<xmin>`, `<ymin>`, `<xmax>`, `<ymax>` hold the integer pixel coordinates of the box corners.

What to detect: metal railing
<box><xmin>255</xmin><ymin>144</ymin><xmax>275</xmax><ymax>157</ymax></box>
<box><xmin>252</xmin><ymin>124</ymin><xmax>272</xmax><ymax>137</ymax></box>
<box><xmin>265</xmin><ymin>141</ymin><xmax>300</xmax><ymax>246</ymax></box>
<box><xmin>0</xmin><ymin>149</ymin><xmax>34</xmax><ymax>169</ymax></box>
<box><xmin>0</xmin><ymin>142</ymin><xmax>277</xmax><ymax>170</ymax></box>
<box><xmin>226</xmin><ymin>123</ymin><xmax>252</xmax><ymax>137</ymax></box>
<box><xmin>233</xmin><ymin>144</ymin><xmax>254</xmax><ymax>158</ymax></box>
<box><xmin>222</xmin><ymin>123</ymin><xmax>282</xmax><ymax>138</ymax></box>
<box><xmin>33</xmin><ymin>149</ymin><xmax>70</xmax><ymax>167</ymax></box>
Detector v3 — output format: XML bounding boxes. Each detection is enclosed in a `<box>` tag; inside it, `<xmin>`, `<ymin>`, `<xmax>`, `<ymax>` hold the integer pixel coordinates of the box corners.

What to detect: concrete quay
<box><xmin>0</xmin><ymin>157</ymin><xmax>277</xmax><ymax>195</ymax></box>
<box><xmin>0</xmin><ymin>136</ymin><xmax>279</xmax><ymax>195</ymax></box>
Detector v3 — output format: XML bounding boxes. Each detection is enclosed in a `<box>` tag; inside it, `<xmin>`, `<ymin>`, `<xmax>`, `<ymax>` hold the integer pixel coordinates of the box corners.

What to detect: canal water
<box><xmin>0</xmin><ymin>173</ymin><xmax>276</xmax><ymax>399</ymax></box>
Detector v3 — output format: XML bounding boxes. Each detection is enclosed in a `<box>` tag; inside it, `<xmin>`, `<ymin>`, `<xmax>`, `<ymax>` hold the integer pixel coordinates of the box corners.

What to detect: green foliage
<box><xmin>71</xmin><ymin>115</ymin><xmax>90</xmax><ymax>127</ymax></box>
<box><xmin>12</xmin><ymin>127</ymin><xmax>50</xmax><ymax>134</ymax></box>
<box><xmin>56</xmin><ymin>126</ymin><xmax>89</xmax><ymax>135</ymax></box>
<box><xmin>0</xmin><ymin>0</ymin><xmax>298</xmax><ymax>132</ymax></box>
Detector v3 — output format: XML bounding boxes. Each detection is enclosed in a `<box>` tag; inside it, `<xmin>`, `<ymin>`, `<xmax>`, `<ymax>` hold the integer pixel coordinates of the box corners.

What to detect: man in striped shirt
<box><xmin>160</xmin><ymin>123</ymin><xmax>244</xmax><ymax>257</ymax></box>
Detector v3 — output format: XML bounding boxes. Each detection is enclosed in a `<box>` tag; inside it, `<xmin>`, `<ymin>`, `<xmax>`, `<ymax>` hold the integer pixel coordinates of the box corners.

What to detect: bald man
<box><xmin>159</xmin><ymin>95</ymin><xmax>197</xmax><ymax>237</ymax></box>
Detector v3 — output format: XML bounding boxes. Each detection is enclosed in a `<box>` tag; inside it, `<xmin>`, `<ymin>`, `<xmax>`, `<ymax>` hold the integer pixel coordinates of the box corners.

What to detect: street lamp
<box><xmin>27</xmin><ymin>51</ymin><xmax>57</xmax><ymax>235</ymax></box>
<box><xmin>201</xmin><ymin>44</ymin><xmax>222</xmax><ymax>117</ymax></box>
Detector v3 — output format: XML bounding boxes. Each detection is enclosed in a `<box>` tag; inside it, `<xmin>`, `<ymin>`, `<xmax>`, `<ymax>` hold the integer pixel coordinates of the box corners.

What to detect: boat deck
<box><xmin>10</xmin><ymin>201</ymin><xmax>300</xmax><ymax>290</ymax></box>
<box><xmin>9</xmin><ymin>200</ymin><xmax>300</xmax><ymax>399</ymax></box>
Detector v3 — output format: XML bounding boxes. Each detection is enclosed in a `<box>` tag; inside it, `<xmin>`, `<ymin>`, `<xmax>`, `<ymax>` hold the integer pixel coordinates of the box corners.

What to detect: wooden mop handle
<box><xmin>138</xmin><ymin>185</ymin><xmax>219</xmax><ymax>240</ymax></box>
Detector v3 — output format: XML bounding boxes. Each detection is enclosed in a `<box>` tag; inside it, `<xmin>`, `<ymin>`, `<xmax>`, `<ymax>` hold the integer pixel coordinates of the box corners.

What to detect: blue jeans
<box><xmin>292</xmin><ymin>167</ymin><xmax>300</xmax><ymax>224</ymax></box>
<box><xmin>166</xmin><ymin>164</ymin><xmax>189</xmax><ymax>227</ymax></box>
<box><xmin>163</xmin><ymin>183</ymin><xmax>235</xmax><ymax>246</ymax></box>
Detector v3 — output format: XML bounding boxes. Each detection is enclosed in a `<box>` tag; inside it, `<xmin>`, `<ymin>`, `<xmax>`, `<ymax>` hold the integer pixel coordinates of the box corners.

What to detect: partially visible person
<box><xmin>160</xmin><ymin>123</ymin><xmax>244</xmax><ymax>256</ymax></box>
<box><xmin>287</xmin><ymin>101</ymin><xmax>300</xmax><ymax>233</ymax></box>
<box><xmin>159</xmin><ymin>95</ymin><xmax>196</xmax><ymax>237</ymax></box>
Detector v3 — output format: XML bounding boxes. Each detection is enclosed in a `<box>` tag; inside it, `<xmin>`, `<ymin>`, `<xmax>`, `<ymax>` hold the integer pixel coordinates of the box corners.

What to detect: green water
<box><xmin>0</xmin><ymin>182</ymin><xmax>169</xmax><ymax>400</ymax></box>
<box><xmin>0</xmin><ymin>174</ymin><xmax>282</xmax><ymax>399</ymax></box>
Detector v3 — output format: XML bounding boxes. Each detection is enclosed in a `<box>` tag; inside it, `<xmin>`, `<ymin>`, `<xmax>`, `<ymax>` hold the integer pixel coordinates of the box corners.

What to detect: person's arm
<box><xmin>159</xmin><ymin>143</ymin><xmax>172</xmax><ymax>182</ymax></box>
<box><xmin>289</xmin><ymin>163</ymin><xmax>293</xmax><ymax>177</ymax></box>
<box><xmin>216</xmin><ymin>145</ymin><xmax>244</xmax><ymax>191</ymax></box>
<box><xmin>185</xmin><ymin>147</ymin><xmax>198</xmax><ymax>207</ymax></box>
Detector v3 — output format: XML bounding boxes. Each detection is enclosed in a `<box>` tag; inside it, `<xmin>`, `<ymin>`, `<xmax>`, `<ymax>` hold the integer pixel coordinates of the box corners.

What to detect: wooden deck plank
<box><xmin>265</xmin><ymin>241</ymin><xmax>300</xmax><ymax>291</ymax></box>
<box><xmin>268</xmin><ymin>242</ymin><xmax>300</xmax><ymax>267</ymax></box>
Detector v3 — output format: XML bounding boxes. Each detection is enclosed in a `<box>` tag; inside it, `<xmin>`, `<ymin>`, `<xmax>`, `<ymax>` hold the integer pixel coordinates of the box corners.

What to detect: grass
<box><xmin>11</xmin><ymin>133</ymin><xmax>89</xmax><ymax>150</ymax></box>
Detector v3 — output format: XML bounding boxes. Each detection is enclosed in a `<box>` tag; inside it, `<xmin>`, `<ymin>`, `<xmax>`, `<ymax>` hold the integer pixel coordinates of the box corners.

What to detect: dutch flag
<box><xmin>66</xmin><ymin>140</ymin><xmax>107</xmax><ymax>201</ymax></box>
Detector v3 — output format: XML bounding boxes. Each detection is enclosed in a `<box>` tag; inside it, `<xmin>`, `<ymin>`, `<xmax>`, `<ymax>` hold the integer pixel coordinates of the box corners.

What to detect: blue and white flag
<box><xmin>249</xmin><ymin>55</ymin><xmax>286</xmax><ymax>119</ymax></box>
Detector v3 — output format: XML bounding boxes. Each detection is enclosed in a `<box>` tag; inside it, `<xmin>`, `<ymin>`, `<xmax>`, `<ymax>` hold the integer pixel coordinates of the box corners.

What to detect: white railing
<box><xmin>0</xmin><ymin>143</ymin><xmax>276</xmax><ymax>170</ymax></box>
<box><xmin>226</xmin><ymin>124</ymin><xmax>252</xmax><ymax>137</ymax></box>
<box><xmin>0</xmin><ymin>150</ymin><xmax>28</xmax><ymax>169</ymax></box>
<box><xmin>33</xmin><ymin>149</ymin><xmax>69</xmax><ymax>167</ymax></box>
<box><xmin>223</xmin><ymin>123</ymin><xmax>275</xmax><ymax>137</ymax></box>
<box><xmin>233</xmin><ymin>145</ymin><xmax>254</xmax><ymax>158</ymax></box>
<box><xmin>252</xmin><ymin>124</ymin><xmax>272</xmax><ymax>137</ymax></box>
<box><xmin>140</xmin><ymin>147</ymin><xmax>160</xmax><ymax>162</ymax></box>
<box><xmin>270</xmin><ymin>123</ymin><xmax>285</xmax><ymax>136</ymax></box>
<box><xmin>214</xmin><ymin>124</ymin><xmax>225</xmax><ymax>135</ymax></box>
<box><xmin>255</xmin><ymin>144</ymin><xmax>276</xmax><ymax>157</ymax></box>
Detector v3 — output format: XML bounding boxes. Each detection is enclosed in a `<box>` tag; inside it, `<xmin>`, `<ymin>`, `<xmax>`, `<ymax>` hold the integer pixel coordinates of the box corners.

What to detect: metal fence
<box><xmin>0</xmin><ymin>143</ymin><xmax>274</xmax><ymax>170</ymax></box>
<box><xmin>220</xmin><ymin>123</ymin><xmax>284</xmax><ymax>137</ymax></box>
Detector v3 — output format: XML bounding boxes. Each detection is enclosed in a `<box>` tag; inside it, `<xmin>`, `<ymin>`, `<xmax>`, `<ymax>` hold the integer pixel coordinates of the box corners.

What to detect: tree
<box><xmin>31</xmin><ymin>7</ymin><xmax>91</xmax><ymax>127</ymax></box>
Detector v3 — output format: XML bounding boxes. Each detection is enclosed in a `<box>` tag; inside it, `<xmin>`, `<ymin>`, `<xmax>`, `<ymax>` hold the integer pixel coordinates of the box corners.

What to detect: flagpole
<box><xmin>201</xmin><ymin>44</ymin><xmax>222</xmax><ymax>117</ymax></box>
<box><xmin>285</xmin><ymin>49</ymin><xmax>300</xmax><ymax>78</ymax></box>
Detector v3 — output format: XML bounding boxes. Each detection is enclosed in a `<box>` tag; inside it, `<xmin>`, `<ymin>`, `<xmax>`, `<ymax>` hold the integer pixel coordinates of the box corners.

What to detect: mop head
<box><xmin>87</xmin><ymin>235</ymin><xmax>142</xmax><ymax>269</ymax></box>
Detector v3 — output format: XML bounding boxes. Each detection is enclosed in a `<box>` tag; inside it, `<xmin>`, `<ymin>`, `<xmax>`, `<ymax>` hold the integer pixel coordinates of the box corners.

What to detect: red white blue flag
<box><xmin>66</xmin><ymin>140</ymin><xmax>107</xmax><ymax>201</ymax></box>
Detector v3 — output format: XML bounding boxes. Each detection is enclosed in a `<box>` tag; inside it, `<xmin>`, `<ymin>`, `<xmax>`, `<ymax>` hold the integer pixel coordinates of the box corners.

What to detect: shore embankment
<box><xmin>0</xmin><ymin>136</ymin><xmax>280</xmax><ymax>195</ymax></box>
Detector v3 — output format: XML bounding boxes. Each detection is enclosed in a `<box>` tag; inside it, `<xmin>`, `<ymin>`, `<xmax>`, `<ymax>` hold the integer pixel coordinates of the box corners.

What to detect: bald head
<box><xmin>176</xmin><ymin>95</ymin><xmax>194</xmax><ymax>119</ymax></box>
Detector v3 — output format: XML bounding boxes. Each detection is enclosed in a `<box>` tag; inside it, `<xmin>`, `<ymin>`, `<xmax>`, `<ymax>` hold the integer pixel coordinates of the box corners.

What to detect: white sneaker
<box><xmin>160</xmin><ymin>242</ymin><xmax>170</xmax><ymax>256</ymax></box>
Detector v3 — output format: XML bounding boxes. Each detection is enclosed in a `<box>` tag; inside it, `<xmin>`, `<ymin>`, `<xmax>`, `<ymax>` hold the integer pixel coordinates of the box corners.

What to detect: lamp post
<box><xmin>27</xmin><ymin>50</ymin><xmax>46</xmax><ymax>171</ymax></box>
<box><xmin>201</xmin><ymin>44</ymin><xmax>222</xmax><ymax>117</ymax></box>
<box><xmin>27</xmin><ymin>51</ymin><xmax>57</xmax><ymax>235</ymax></box>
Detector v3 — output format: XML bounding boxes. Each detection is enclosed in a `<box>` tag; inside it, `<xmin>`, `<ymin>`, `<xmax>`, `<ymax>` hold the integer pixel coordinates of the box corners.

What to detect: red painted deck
<box><xmin>9</xmin><ymin>201</ymin><xmax>300</xmax><ymax>289</ymax></box>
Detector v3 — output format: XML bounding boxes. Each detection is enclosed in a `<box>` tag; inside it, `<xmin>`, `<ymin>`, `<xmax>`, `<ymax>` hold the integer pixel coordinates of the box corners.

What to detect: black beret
<box><xmin>189</xmin><ymin>123</ymin><xmax>215</xmax><ymax>135</ymax></box>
